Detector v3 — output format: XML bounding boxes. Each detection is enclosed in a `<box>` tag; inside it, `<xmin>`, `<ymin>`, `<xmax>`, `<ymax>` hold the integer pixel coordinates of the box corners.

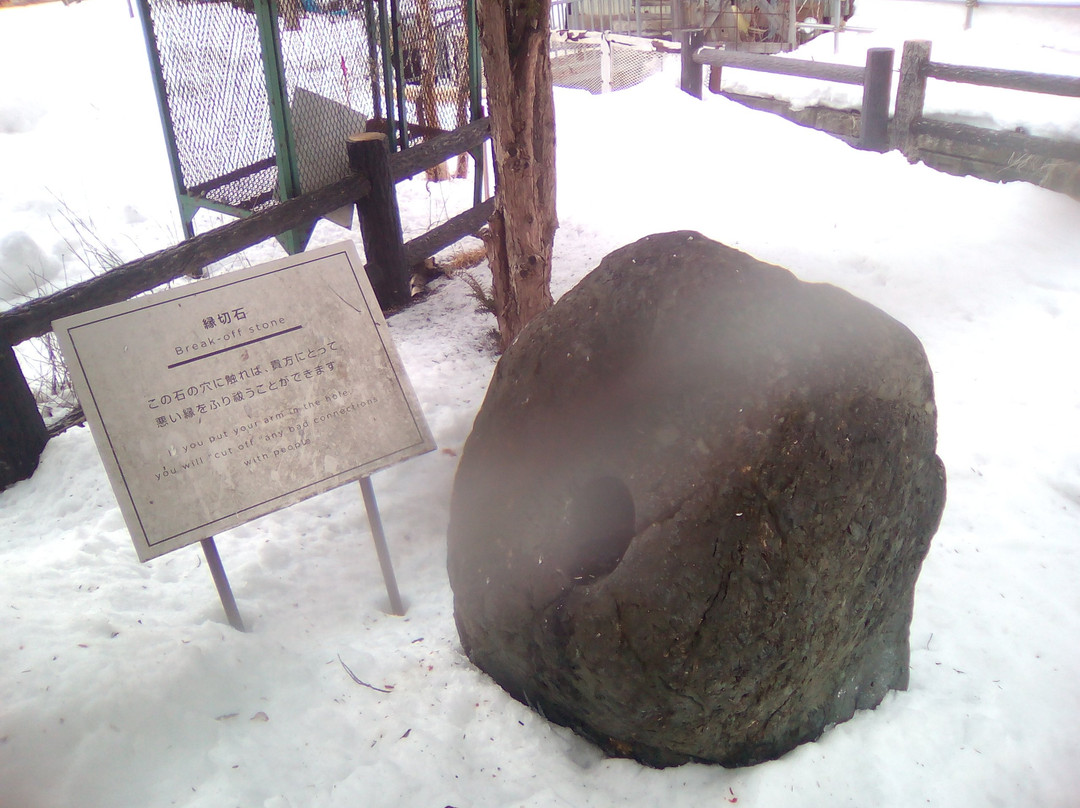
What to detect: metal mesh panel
<box><xmin>551</xmin><ymin>34</ymin><xmax>673</xmax><ymax>95</ymax></box>
<box><xmin>397</xmin><ymin>0</ymin><xmax>471</xmax><ymax>149</ymax></box>
<box><xmin>276</xmin><ymin>6</ymin><xmax>385</xmax><ymax>198</ymax></box>
<box><xmin>276</xmin><ymin>0</ymin><xmax>472</xmax><ymax>149</ymax></box>
<box><xmin>610</xmin><ymin>40</ymin><xmax>669</xmax><ymax>90</ymax></box>
<box><xmin>551</xmin><ymin>38</ymin><xmax>603</xmax><ymax>94</ymax></box>
<box><xmin>146</xmin><ymin>0</ymin><xmax>472</xmax><ymax>218</ymax></box>
<box><xmin>147</xmin><ymin>0</ymin><xmax>279</xmax><ymax>212</ymax></box>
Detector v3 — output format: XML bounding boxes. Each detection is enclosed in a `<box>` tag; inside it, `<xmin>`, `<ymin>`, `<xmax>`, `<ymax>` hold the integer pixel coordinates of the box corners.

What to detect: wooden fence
<box><xmin>680</xmin><ymin>31</ymin><xmax>895</xmax><ymax>151</ymax></box>
<box><xmin>894</xmin><ymin>40</ymin><xmax>1080</xmax><ymax>163</ymax></box>
<box><xmin>680</xmin><ymin>34</ymin><xmax>1080</xmax><ymax>163</ymax></box>
<box><xmin>0</xmin><ymin>118</ymin><xmax>492</xmax><ymax>489</ymax></box>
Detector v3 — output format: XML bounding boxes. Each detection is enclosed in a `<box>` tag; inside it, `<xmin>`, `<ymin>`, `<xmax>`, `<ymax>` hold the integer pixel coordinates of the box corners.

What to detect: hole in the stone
<box><xmin>564</xmin><ymin>476</ymin><xmax>635</xmax><ymax>582</ymax></box>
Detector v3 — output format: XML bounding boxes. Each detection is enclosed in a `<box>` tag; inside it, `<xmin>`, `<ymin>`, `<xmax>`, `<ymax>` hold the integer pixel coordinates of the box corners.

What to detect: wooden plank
<box><xmin>403</xmin><ymin>197</ymin><xmax>495</xmax><ymax>267</ymax></box>
<box><xmin>389</xmin><ymin>117</ymin><xmax>491</xmax><ymax>182</ymax></box>
<box><xmin>1</xmin><ymin>120</ymin><xmax>494</xmax><ymax>344</ymax></box>
<box><xmin>693</xmin><ymin>47</ymin><xmax>866</xmax><ymax>86</ymax></box>
<box><xmin>0</xmin><ymin>172</ymin><xmax>371</xmax><ymax>346</ymax></box>
<box><xmin>914</xmin><ymin>119</ymin><xmax>1080</xmax><ymax>162</ymax></box>
<box><xmin>927</xmin><ymin>62</ymin><xmax>1080</xmax><ymax>98</ymax></box>
<box><xmin>46</xmin><ymin>405</ymin><xmax>85</xmax><ymax>437</ymax></box>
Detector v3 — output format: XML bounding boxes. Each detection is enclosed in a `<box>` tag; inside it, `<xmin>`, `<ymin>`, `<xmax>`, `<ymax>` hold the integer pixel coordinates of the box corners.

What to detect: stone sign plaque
<box><xmin>54</xmin><ymin>242</ymin><xmax>435</xmax><ymax>562</ymax></box>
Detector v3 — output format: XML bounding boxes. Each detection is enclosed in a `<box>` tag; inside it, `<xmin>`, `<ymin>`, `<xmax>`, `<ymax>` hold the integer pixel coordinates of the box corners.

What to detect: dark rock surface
<box><xmin>447</xmin><ymin>231</ymin><xmax>946</xmax><ymax>767</ymax></box>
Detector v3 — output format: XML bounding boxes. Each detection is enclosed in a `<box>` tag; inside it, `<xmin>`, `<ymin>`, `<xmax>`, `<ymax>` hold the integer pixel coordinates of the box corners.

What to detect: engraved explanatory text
<box><xmin>55</xmin><ymin>243</ymin><xmax>435</xmax><ymax>561</ymax></box>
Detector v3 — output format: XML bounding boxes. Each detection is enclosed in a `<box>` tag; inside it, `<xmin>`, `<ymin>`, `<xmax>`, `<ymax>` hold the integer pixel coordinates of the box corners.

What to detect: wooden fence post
<box><xmin>672</xmin><ymin>0</ymin><xmax>685</xmax><ymax>37</ymax></box>
<box><xmin>894</xmin><ymin>40</ymin><xmax>932</xmax><ymax>162</ymax></box>
<box><xmin>0</xmin><ymin>341</ymin><xmax>48</xmax><ymax>491</ymax></box>
<box><xmin>708</xmin><ymin>61</ymin><xmax>724</xmax><ymax>95</ymax></box>
<box><xmin>680</xmin><ymin>30</ymin><xmax>705</xmax><ymax>99</ymax></box>
<box><xmin>348</xmin><ymin>132</ymin><xmax>410</xmax><ymax>309</ymax></box>
<box><xmin>860</xmin><ymin>47</ymin><xmax>894</xmax><ymax>151</ymax></box>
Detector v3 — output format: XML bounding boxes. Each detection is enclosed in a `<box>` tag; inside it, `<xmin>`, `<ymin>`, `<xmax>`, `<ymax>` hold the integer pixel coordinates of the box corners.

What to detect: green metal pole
<box><xmin>389</xmin><ymin>0</ymin><xmax>409</xmax><ymax>151</ymax></box>
<box><xmin>467</xmin><ymin>0</ymin><xmax>484</xmax><ymax>205</ymax></box>
<box><xmin>363</xmin><ymin>0</ymin><xmax>384</xmax><ymax>122</ymax></box>
<box><xmin>255</xmin><ymin>0</ymin><xmax>311</xmax><ymax>253</ymax></box>
<box><xmin>134</xmin><ymin>0</ymin><xmax>195</xmax><ymax>240</ymax></box>
<box><xmin>377</xmin><ymin>0</ymin><xmax>398</xmax><ymax>153</ymax></box>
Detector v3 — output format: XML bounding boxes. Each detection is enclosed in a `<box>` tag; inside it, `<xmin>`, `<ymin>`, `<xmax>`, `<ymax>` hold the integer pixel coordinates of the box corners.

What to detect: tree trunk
<box><xmin>475</xmin><ymin>0</ymin><xmax>558</xmax><ymax>350</ymax></box>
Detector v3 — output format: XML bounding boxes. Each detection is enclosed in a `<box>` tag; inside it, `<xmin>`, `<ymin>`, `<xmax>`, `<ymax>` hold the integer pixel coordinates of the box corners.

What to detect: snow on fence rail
<box><xmin>894</xmin><ymin>40</ymin><xmax>1080</xmax><ymax>162</ymax></box>
<box><xmin>679</xmin><ymin>32</ymin><xmax>895</xmax><ymax>150</ymax></box>
<box><xmin>679</xmin><ymin>33</ymin><xmax>1080</xmax><ymax>162</ymax></box>
<box><xmin>0</xmin><ymin>119</ymin><xmax>492</xmax><ymax>490</ymax></box>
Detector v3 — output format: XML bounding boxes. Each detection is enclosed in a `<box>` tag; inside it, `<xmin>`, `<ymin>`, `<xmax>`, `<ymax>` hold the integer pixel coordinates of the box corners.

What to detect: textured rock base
<box><xmin>448</xmin><ymin>231</ymin><xmax>946</xmax><ymax>767</ymax></box>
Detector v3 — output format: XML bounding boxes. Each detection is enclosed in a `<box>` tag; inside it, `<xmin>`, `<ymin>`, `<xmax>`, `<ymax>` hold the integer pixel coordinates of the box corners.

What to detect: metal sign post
<box><xmin>54</xmin><ymin>242</ymin><xmax>435</xmax><ymax>626</ymax></box>
<box><xmin>201</xmin><ymin>537</ymin><xmax>246</xmax><ymax>632</ymax></box>
<box><xmin>359</xmin><ymin>476</ymin><xmax>405</xmax><ymax>616</ymax></box>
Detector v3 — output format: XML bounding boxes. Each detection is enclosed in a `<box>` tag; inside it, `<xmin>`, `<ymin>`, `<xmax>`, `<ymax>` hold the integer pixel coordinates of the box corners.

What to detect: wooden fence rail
<box><xmin>692</xmin><ymin>47</ymin><xmax>867</xmax><ymax>86</ymax></box>
<box><xmin>912</xmin><ymin>119</ymin><xmax>1080</xmax><ymax>163</ymax></box>
<box><xmin>680</xmin><ymin>31</ymin><xmax>894</xmax><ymax>151</ymax></box>
<box><xmin>894</xmin><ymin>40</ymin><xmax>1080</xmax><ymax>163</ymax></box>
<box><xmin>680</xmin><ymin>33</ymin><xmax>1080</xmax><ymax>169</ymax></box>
<box><xmin>391</xmin><ymin>117</ymin><xmax>491</xmax><ymax>182</ymax></box>
<box><xmin>0</xmin><ymin>173</ymin><xmax>372</xmax><ymax>347</ymax></box>
<box><xmin>0</xmin><ymin>118</ymin><xmax>492</xmax><ymax>489</ymax></box>
<box><xmin>0</xmin><ymin>118</ymin><xmax>492</xmax><ymax>347</ymax></box>
<box><xmin>925</xmin><ymin>61</ymin><xmax>1080</xmax><ymax>98</ymax></box>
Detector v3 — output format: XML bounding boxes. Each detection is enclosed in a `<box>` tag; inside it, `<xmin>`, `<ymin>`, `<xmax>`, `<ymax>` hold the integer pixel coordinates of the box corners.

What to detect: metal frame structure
<box><xmin>136</xmin><ymin>0</ymin><xmax>481</xmax><ymax>254</ymax></box>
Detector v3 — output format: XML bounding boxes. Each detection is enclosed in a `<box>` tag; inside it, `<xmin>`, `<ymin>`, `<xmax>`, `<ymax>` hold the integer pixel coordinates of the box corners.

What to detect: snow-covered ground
<box><xmin>2</xmin><ymin>1</ymin><xmax>1080</xmax><ymax>806</ymax></box>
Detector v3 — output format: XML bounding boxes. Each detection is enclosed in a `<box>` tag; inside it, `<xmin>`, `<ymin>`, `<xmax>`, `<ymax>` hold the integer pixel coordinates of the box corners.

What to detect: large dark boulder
<box><xmin>447</xmin><ymin>231</ymin><xmax>946</xmax><ymax>767</ymax></box>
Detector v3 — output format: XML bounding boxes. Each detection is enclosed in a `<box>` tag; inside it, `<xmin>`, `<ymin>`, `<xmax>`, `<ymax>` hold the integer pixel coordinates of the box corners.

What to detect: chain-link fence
<box><xmin>140</xmin><ymin>0</ymin><xmax>475</xmax><ymax>238</ymax></box>
<box><xmin>277</xmin><ymin>4</ymin><xmax>385</xmax><ymax>205</ymax></box>
<box><xmin>145</xmin><ymin>0</ymin><xmax>281</xmax><ymax>213</ymax></box>
<box><xmin>396</xmin><ymin>0</ymin><xmax>473</xmax><ymax>177</ymax></box>
<box><xmin>550</xmin><ymin>31</ymin><xmax>676</xmax><ymax>95</ymax></box>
